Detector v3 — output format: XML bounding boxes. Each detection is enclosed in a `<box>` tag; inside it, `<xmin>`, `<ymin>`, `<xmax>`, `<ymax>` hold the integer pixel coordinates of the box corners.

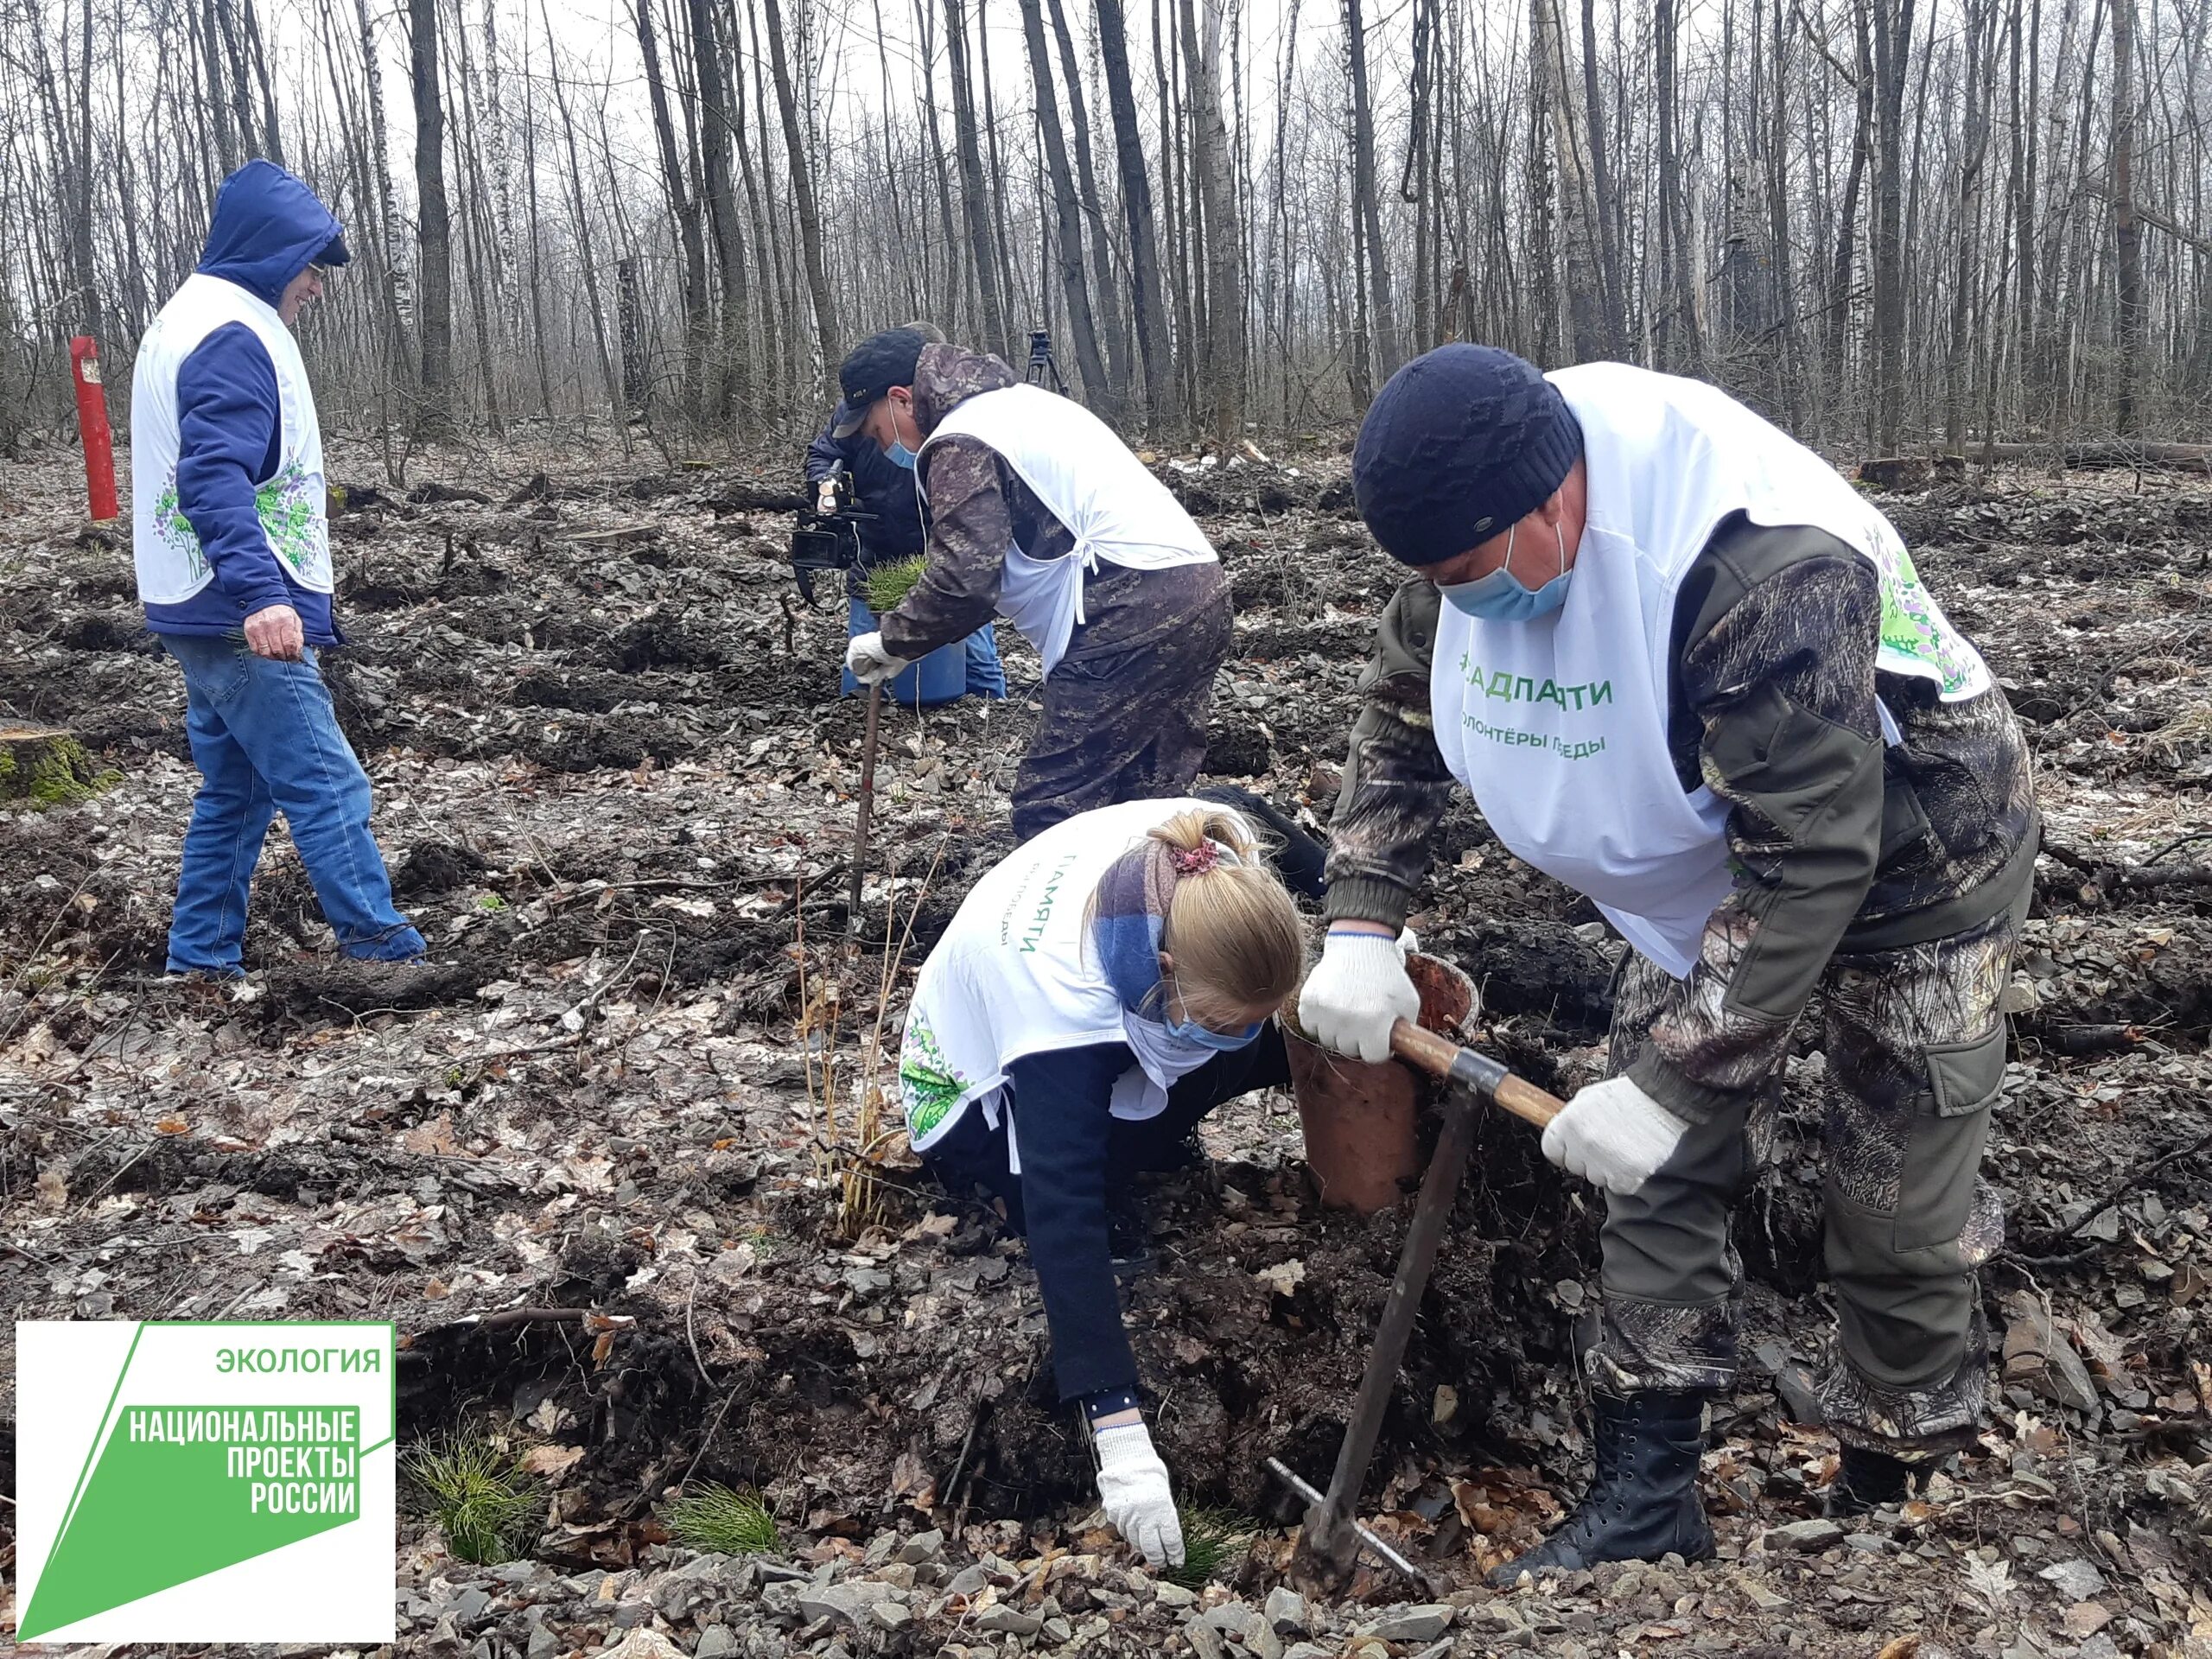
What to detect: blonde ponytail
<box><xmin>1150</xmin><ymin>808</ymin><xmax>1307</xmax><ymax>1025</ymax></box>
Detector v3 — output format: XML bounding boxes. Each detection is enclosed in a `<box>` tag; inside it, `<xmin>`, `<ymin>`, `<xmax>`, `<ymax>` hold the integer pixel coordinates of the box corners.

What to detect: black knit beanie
<box><xmin>1353</xmin><ymin>345</ymin><xmax>1584</xmax><ymax>567</ymax></box>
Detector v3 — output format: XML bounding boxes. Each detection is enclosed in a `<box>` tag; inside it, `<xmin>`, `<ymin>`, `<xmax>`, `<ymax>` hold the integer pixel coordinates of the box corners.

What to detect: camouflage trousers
<box><xmin>1009</xmin><ymin>570</ymin><xmax>1233</xmax><ymax>843</ymax></box>
<box><xmin>1593</xmin><ymin>904</ymin><xmax>2020</xmax><ymax>1459</ymax></box>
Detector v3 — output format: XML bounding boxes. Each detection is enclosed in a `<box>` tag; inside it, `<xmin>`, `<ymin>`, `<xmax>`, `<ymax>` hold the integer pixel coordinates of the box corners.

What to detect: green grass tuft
<box><xmin>863</xmin><ymin>556</ymin><xmax>929</xmax><ymax>615</ymax></box>
<box><xmin>404</xmin><ymin>1432</ymin><xmax>542</xmax><ymax>1565</ymax></box>
<box><xmin>664</xmin><ymin>1483</ymin><xmax>783</xmax><ymax>1556</ymax></box>
<box><xmin>1166</xmin><ymin>1505</ymin><xmax>1254</xmax><ymax>1589</ymax></box>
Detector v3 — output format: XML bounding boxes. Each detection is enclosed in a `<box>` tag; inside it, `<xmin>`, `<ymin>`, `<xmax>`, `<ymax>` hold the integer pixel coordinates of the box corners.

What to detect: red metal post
<box><xmin>69</xmin><ymin>335</ymin><xmax>120</xmax><ymax>524</ymax></box>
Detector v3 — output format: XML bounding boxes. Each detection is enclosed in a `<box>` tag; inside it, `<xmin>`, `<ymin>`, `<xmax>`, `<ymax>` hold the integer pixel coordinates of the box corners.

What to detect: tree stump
<box><xmin>0</xmin><ymin>726</ymin><xmax>117</xmax><ymax>808</ymax></box>
<box><xmin>1857</xmin><ymin>456</ymin><xmax>1930</xmax><ymax>490</ymax></box>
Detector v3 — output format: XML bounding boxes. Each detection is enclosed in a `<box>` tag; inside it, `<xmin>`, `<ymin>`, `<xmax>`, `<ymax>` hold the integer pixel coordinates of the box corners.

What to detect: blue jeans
<box><xmin>842</xmin><ymin>598</ymin><xmax>1007</xmax><ymax>702</ymax></box>
<box><xmin>159</xmin><ymin>635</ymin><xmax>426</xmax><ymax>974</ymax></box>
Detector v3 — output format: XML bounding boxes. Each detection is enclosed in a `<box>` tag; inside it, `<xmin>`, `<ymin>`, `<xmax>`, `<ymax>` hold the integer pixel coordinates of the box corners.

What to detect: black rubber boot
<box><xmin>1489</xmin><ymin>1391</ymin><xmax>1714</xmax><ymax>1585</ymax></box>
<box><xmin>1826</xmin><ymin>1444</ymin><xmax>1913</xmax><ymax>1516</ymax></box>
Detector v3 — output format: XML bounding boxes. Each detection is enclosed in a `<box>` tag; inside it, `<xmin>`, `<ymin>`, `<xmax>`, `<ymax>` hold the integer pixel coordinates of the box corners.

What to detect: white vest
<box><xmin>899</xmin><ymin>798</ymin><xmax>1243</xmax><ymax>1171</ymax></box>
<box><xmin>1432</xmin><ymin>362</ymin><xmax>1993</xmax><ymax>979</ymax></box>
<box><xmin>919</xmin><ymin>385</ymin><xmax>1217</xmax><ymax>675</ymax></box>
<box><xmin>130</xmin><ymin>272</ymin><xmax>333</xmax><ymax>604</ymax></box>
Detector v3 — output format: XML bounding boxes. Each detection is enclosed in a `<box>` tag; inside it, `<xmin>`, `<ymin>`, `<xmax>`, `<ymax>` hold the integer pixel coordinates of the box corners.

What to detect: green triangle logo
<box><xmin>19</xmin><ymin>1405</ymin><xmax>363</xmax><ymax>1638</ymax></box>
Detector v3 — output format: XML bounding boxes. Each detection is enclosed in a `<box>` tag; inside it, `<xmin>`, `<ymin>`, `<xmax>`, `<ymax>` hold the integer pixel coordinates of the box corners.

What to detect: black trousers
<box><xmin>924</xmin><ymin>1021</ymin><xmax>1293</xmax><ymax>1233</ymax></box>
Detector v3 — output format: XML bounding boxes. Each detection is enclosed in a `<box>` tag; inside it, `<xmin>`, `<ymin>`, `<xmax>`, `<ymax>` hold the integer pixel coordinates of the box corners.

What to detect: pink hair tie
<box><xmin>1171</xmin><ymin>842</ymin><xmax>1222</xmax><ymax>876</ymax></box>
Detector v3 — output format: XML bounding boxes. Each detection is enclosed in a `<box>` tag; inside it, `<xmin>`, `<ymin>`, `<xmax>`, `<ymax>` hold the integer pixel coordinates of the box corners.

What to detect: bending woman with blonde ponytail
<box><xmin>898</xmin><ymin>799</ymin><xmax>1310</xmax><ymax>1568</ymax></box>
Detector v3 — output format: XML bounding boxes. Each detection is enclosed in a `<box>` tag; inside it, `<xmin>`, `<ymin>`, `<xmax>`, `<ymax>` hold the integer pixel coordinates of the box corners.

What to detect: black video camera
<box><xmin>789</xmin><ymin>469</ymin><xmax>877</xmax><ymax>604</ymax></box>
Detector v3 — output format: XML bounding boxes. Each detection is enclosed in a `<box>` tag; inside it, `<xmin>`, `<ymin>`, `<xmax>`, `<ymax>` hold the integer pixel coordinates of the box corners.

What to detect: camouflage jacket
<box><xmin>875</xmin><ymin>346</ymin><xmax>1226</xmax><ymax>664</ymax></box>
<box><xmin>1325</xmin><ymin>514</ymin><xmax>2038</xmax><ymax>1120</ymax></box>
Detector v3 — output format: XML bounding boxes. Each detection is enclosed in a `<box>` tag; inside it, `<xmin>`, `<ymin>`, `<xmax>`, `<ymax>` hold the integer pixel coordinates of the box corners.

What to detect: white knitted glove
<box><xmin>1541</xmin><ymin>1075</ymin><xmax>1692</xmax><ymax>1197</ymax></box>
<box><xmin>1300</xmin><ymin>929</ymin><xmax>1421</xmax><ymax>1063</ymax></box>
<box><xmin>1094</xmin><ymin>1421</ymin><xmax>1184</xmax><ymax>1567</ymax></box>
<box><xmin>845</xmin><ymin>630</ymin><xmax>909</xmax><ymax>687</ymax></box>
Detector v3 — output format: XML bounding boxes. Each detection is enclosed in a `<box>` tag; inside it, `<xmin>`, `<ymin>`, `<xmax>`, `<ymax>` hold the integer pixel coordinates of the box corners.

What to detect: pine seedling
<box><xmin>863</xmin><ymin>556</ymin><xmax>929</xmax><ymax>616</ymax></box>
<box><xmin>664</xmin><ymin>1484</ymin><xmax>783</xmax><ymax>1555</ymax></box>
<box><xmin>404</xmin><ymin>1432</ymin><xmax>542</xmax><ymax>1565</ymax></box>
<box><xmin>1166</xmin><ymin>1506</ymin><xmax>1255</xmax><ymax>1590</ymax></box>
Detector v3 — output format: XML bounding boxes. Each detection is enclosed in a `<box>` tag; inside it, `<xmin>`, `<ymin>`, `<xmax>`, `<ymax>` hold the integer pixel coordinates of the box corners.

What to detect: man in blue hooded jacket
<box><xmin>130</xmin><ymin>159</ymin><xmax>424</xmax><ymax>976</ymax></box>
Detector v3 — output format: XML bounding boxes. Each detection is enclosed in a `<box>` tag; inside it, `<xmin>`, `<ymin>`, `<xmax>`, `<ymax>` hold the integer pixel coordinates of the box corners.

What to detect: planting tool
<box><xmin>849</xmin><ymin>683</ymin><xmax>883</xmax><ymax>938</ymax></box>
<box><xmin>1280</xmin><ymin>1019</ymin><xmax>1564</xmax><ymax>1590</ymax></box>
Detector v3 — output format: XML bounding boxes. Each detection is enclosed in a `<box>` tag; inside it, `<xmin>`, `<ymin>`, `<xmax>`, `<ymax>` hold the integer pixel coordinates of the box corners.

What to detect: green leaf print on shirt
<box><xmin>899</xmin><ymin>1020</ymin><xmax>969</xmax><ymax>1141</ymax></box>
<box><xmin>152</xmin><ymin>478</ymin><xmax>211</xmax><ymax>583</ymax></box>
<box><xmin>1870</xmin><ymin>536</ymin><xmax>1988</xmax><ymax>697</ymax></box>
<box><xmin>255</xmin><ymin>462</ymin><xmax>321</xmax><ymax>576</ymax></box>
<box><xmin>151</xmin><ymin>462</ymin><xmax>321</xmax><ymax>581</ymax></box>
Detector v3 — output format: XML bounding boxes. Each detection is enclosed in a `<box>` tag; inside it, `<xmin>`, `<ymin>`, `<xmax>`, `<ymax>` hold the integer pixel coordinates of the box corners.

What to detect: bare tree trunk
<box><xmin>975</xmin><ymin>7</ymin><xmax>1027</xmax><ymax>345</ymax></box>
<box><xmin>538</xmin><ymin>2</ymin><xmax>626</xmax><ymax>433</ymax></box>
<box><xmin>2112</xmin><ymin>0</ymin><xmax>2142</xmax><ymax>434</ymax></box>
<box><xmin>1045</xmin><ymin>0</ymin><xmax>1133</xmax><ymax>403</ymax></box>
<box><xmin>1869</xmin><ymin>0</ymin><xmax>1916</xmax><ymax>451</ymax></box>
<box><xmin>1532</xmin><ymin>0</ymin><xmax>1612</xmax><ymax>359</ymax></box>
<box><xmin>630</xmin><ymin>0</ymin><xmax>709</xmax><ymax>420</ymax></box>
<box><xmin>1578</xmin><ymin>0</ymin><xmax>1626</xmax><ymax>354</ymax></box>
<box><xmin>240</xmin><ymin>0</ymin><xmax>286</xmax><ymax>166</ymax></box>
<box><xmin>1655</xmin><ymin>0</ymin><xmax>1701</xmax><ymax>372</ymax></box>
<box><xmin>1945</xmin><ymin>0</ymin><xmax>1992</xmax><ymax>448</ymax></box>
<box><xmin>941</xmin><ymin>0</ymin><xmax>1009</xmax><ymax>356</ymax></box>
<box><xmin>410</xmin><ymin>0</ymin><xmax>454</xmax><ymax>431</ymax></box>
<box><xmin>1179</xmin><ymin>0</ymin><xmax>1243</xmax><ymax>439</ymax></box>
<box><xmin>690</xmin><ymin>0</ymin><xmax>748</xmax><ymax>416</ymax></box>
<box><xmin>759</xmin><ymin>0</ymin><xmax>842</xmax><ymax>373</ymax></box>
<box><xmin>1344</xmin><ymin>0</ymin><xmax>1397</xmax><ymax>383</ymax></box>
<box><xmin>1098</xmin><ymin>0</ymin><xmax>1173</xmax><ymax>429</ymax></box>
<box><xmin>1018</xmin><ymin>0</ymin><xmax>1114</xmax><ymax>411</ymax></box>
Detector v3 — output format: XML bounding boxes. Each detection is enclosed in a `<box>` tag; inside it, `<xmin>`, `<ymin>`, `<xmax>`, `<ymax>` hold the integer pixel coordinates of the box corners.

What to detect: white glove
<box><xmin>1094</xmin><ymin>1421</ymin><xmax>1184</xmax><ymax>1567</ymax></box>
<box><xmin>1541</xmin><ymin>1075</ymin><xmax>1692</xmax><ymax>1197</ymax></box>
<box><xmin>845</xmin><ymin>630</ymin><xmax>909</xmax><ymax>687</ymax></box>
<box><xmin>1300</xmin><ymin>929</ymin><xmax>1421</xmax><ymax>1062</ymax></box>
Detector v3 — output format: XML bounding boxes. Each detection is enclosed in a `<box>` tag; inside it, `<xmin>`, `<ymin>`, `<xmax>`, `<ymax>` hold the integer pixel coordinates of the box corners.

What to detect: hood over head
<box><xmin>196</xmin><ymin>159</ymin><xmax>350</xmax><ymax>310</ymax></box>
<box><xmin>911</xmin><ymin>344</ymin><xmax>1020</xmax><ymax>433</ymax></box>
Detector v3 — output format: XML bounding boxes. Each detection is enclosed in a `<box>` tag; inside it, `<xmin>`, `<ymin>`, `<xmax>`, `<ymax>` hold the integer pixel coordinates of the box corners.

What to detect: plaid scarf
<box><xmin>1090</xmin><ymin>835</ymin><xmax>1227</xmax><ymax>1018</ymax></box>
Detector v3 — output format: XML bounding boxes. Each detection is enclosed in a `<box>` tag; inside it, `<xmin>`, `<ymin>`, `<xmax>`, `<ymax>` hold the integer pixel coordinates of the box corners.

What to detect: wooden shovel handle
<box><xmin>1389</xmin><ymin>1017</ymin><xmax>1566</xmax><ymax>1130</ymax></box>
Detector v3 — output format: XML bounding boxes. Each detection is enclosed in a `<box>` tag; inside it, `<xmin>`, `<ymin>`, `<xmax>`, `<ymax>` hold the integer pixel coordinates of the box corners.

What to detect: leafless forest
<box><xmin>3</xmin><ymin>0</ymin><xmax>2210</xmax><ymax>460</ymax></box>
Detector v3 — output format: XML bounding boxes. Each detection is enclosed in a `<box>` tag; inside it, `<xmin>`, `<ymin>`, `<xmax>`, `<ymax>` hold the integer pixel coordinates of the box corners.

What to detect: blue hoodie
<box><xmin>144</xmin><ymin>160</ymin><xmax>349</xmax><ymax>644</ymax></box>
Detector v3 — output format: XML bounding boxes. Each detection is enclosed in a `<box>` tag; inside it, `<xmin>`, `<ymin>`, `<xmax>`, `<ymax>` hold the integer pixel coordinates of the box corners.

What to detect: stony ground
<box><xmin>3</xmin><ymin>435</ymin><xmax>2211</xmax><ymax>1659</ymax></box>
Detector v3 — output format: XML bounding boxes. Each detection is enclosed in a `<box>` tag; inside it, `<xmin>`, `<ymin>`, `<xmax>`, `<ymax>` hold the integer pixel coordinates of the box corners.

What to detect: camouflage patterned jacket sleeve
<box><xmin>1624</xmin><ymin>520</ymin><xmax>1889</xmax><ymax>1122</ymax></box>
<box><xmin>876</xmin><ymin>437</ymin><xmax>1011</xmax><ymax>659</ymax></box>
<box><xmin>1321</xmin><ymin>578</ymin><xmax>1456</xmax><ymax>930</ymax></box>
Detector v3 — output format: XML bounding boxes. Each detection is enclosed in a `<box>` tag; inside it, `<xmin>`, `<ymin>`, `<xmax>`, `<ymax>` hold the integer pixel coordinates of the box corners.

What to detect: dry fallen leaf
<box><xmin>155</xmin><ymin>1116</ymin><xmax>189</xmax><ymax>1135</ymax></box>
<box><xmin>521</xmin><ymin>1443</ymin><xmax>587</xmax><ymax>1478</ymax></box>
<box><xmin>35</xmin><ymin>1162</ymin><xmax>70</xmax><ymax>1211</ymax></box>
<box><xmin>402</xmin><ymin>1111</ymin><xmax>461</xmax><ymax>1156</ymax></box>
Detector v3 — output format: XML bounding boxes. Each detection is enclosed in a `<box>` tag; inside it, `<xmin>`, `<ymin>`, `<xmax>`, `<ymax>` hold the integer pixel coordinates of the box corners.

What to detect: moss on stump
<box><xmin>0</xmin><ymin>727</ymin><xmax>119</xmax><ymax>809</ymax></box>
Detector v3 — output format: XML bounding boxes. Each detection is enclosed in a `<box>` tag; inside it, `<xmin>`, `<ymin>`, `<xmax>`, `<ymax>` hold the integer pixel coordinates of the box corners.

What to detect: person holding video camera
<box><xmin>804</xmin><ymin>321</ymin><xmax>1005</xmax><ymax>704</ymax></box>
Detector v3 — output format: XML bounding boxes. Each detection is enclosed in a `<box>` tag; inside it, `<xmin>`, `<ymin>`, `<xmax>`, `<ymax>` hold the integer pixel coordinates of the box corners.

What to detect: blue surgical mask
<box><xmin>1151</xmin><ymin>975</ymin><xmax>1264</xmax><ymax>1052</ymax></box>
<box><xmin>1165</xmin><ymin>1013</ymin><xmax>1264</xmax><ymax>1052</ymax></box>
<box><xmin>887</xmin><ymin>440</ymin><xmax>918</xmax><ymax>470</ymax></box>
<box><xmin>1438</xmin><ymin>520</ymin><xmax>1572</xmax><ymax>620</ymax></box>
